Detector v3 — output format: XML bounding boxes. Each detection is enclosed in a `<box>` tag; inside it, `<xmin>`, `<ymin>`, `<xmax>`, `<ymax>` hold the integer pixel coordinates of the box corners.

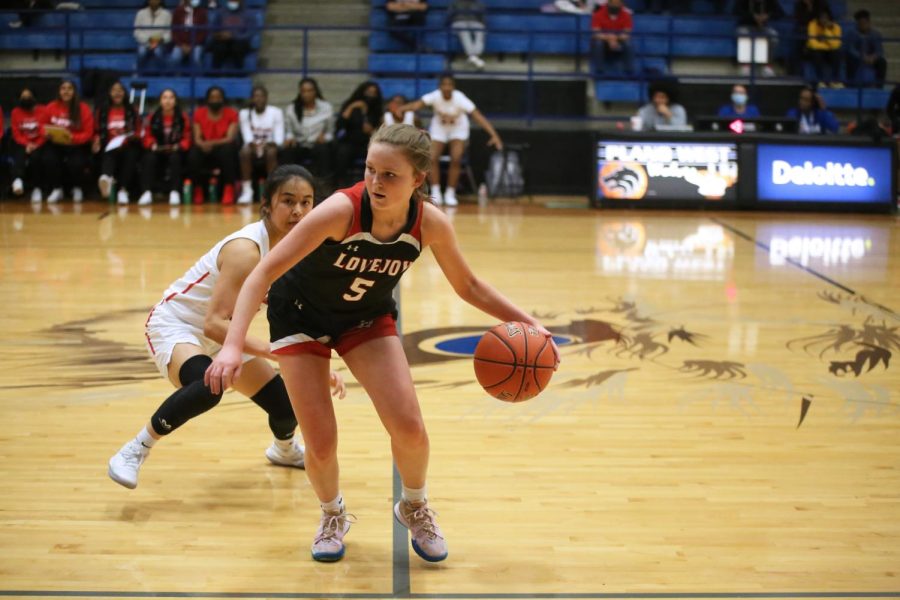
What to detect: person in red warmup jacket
<box><xmin>9</xmin><ymin>87</ymin><xmax>47</xmax><ymax>203</ymax></box>
<box><xmin>40</xmin><ymin>79</ymin><xmax>94</xmax><ymax>203</ymax></box>
<box><xmin>93</xmin><ymin>80</ymin><xmax>144</xmax><ymax>205</ymax></box>
<box><xmin>139</xmin><ymin>88</ymin><xmax>192</xmax><ymax>206</ymax></box>
<box><xmin>188</xmin><ymin>85</ymin><xmax>240</xmax><ymax>204</ymax></box>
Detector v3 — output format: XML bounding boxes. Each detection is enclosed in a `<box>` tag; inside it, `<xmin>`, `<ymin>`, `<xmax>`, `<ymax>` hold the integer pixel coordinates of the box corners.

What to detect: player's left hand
<box><xmin>533</xmin><ymin>324</ymin><xmax>561</xmax><ymax>371</ymax></box>
<box><xmin>330</xmin><ymin>370</ymin><xmax>347</xmax><ymax>399</ymax></box>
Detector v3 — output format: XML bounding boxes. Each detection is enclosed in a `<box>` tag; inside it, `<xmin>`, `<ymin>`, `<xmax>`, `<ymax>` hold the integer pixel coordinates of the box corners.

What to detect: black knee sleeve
<box><xmin>151</xmin><ymin>355</ymin><xmax>222</xmax><ymax>435</ymax></box>
<box><xmin>250</xmin><ymin>375</ymin><xmax>297</xmax><ymax>440</ymax></box>
<box><xmin>179</xmin><ymin>354</ymin><xmax>213</xmax><ymax>386</ymax></box>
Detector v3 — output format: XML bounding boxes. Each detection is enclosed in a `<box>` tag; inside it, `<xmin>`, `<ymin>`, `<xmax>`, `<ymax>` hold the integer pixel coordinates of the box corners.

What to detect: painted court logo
<box><xmin>771</xmin><ymin>160</ymin><xmax>876</xmax><ymax>187</ymax></box>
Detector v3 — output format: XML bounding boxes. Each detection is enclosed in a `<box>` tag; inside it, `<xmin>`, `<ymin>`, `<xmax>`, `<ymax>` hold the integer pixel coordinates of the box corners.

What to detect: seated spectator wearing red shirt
<box><xmin>139</xmin><ymin>88</ymin><xmax>192</xmax><ymax>206</ymax></box>
<box><xmin>188</xmin><ymin>85</ymin><xmax>240</xmax><ymax>204</ymax></box>
<box><xmin>40</xmin><ymin>79</ymin><xmax>94</xmax><ymax>204</ymax></box>
<box><xmin>591</xmin><ymin>0</ymin><xmax>635</xmax><ymax>76</ymax></box>
<box><xmin>9</xmin><ymin>87</ymin><xmax>46</xmax><ymax>203</ymax></box>
<box><xmin>93</xmin><ymin>81</ymin><xmax>144</xmax><ymax>205</ymax></box>
<box><xmin>170</xmin><ymin>0</ymin><xmax>208</xmax><ymax>71</ymax></box>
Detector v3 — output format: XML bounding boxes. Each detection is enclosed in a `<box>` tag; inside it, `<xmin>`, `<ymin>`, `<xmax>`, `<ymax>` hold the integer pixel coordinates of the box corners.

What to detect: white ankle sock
<box><xmin>402</xmin><ymin>484</ymin><xmax>427</xmax><ymax>505</ymax></box>
<box><xmin>274</xmin><ymin>437</ymin><xmax>294</xmax><ymax>450</ymax></box>
<box><xmin>321</xmin><ymin>494</ymin><xmax>345</xmax><ymax>514</ymax></box>
<box><xmin>136</xmin><ymin>426</ymin><xmax>157</xmax><ymax>450</ymax></box>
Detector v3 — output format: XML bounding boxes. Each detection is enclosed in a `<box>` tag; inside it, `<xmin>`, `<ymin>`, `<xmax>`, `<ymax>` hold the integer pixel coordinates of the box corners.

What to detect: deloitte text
<box><xmin>771</xmin><ymin>160</ymin><xmax>875</xmax><ymax>187</ymax></box>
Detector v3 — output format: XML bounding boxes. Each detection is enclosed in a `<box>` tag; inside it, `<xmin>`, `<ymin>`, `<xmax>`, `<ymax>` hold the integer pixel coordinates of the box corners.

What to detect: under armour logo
<box><xmin>159</xmin><ymin>418</ymin><xmax>172</xmax><ymax>431</ymax></box>
<box><xmin>347</xmin><ymin>245</ymin><xmax>359</xmax><ymax>252</ymax></box>
<box><xmin>294</xmin><ymin>300</ymin><xmax>303</xmax><ymax>310</ymax></box>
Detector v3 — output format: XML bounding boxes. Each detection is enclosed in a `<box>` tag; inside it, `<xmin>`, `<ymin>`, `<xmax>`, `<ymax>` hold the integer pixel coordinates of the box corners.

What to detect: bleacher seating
<box><xmin>0</xmin><ymin>2</ymin><xmax>265</xmax><ymax>102</ymax></box>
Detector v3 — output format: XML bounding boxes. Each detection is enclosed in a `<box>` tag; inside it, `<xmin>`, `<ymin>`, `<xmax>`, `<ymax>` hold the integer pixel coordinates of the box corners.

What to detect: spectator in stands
<box><xmin>334</xmin><ymin>81</ymin><xmax>383</xmax><ymax>188</ymax></box>
<box><xmin>635</xmin><ymin>82</ymin><xmax>687</xmax><ymax>131</ymax></box>
<box><xmin>384</xmin><ymin>94</ymin><xmax>417</xmax><ymax>126</ymax></box>
<box><xmin>170</xmin><ymin>0</ymin><xmax>209</xmax><ymax>72</ymax></box>
<box><xmin>590</xmin><ymin>0</ymin><xmax>635</xmax><ymax>76</ymax></box>
<box><xmin>790</xmin><ymin>0</ymin><xmax>828</xmax><ymax>74</ymax></box>
<box><xmin>134</xmin><ymin>0</ymin><xmax>173</xmax><ymax>72</ymax></box>
<box><xmin>734</xmin><ymin>0</ymin><xmax>784</xmax><ymax>77</ymax></box>
<box><xmin>93</xmin><ymin>81</ymin><xmax>143</xmax><ymax>205</ymax></box>
<box><xmin>188</xmin><ymin>85</ymin><xmax>240</xmax><ymax>204</ymax></box>
<box><xmin>448</xmin><ymin>0</ymin><xmax>486</xmax><ymax>70</ymax></box>
<box><xmin>140</xmin><ymin>89</ymin><xmax>192</xmax><ymax>206</ymax></box>
<box><xmin>385</xmin><ymin>0</ymin><xmax>429</xmax><ymax>51</ymax></box>
<box><xmin>238</xmin><ymin>85</ymin><xmax>284</xmax><ymax>205</ymax></box>
<box><xmin>40</xmin><ymin>79</ymin><xmax>93</xmax><ymax>204</ymax></box>
<box><xmin>209</xmin><ymin>0</ymin><xmax>253</xmax><ymax>71</ymax></box>
<box><xmin>845</xmin><ymin>10</ymin><xmax>887</xmax><ymax>88</ymax></box>
<box><xmin>282</xmin><ymin>77</ymin><xmax>335</xmax><ymax>186</ymax></box>
<box><xmin>717</xmin><ymin>84</ymin><xmax>761</xmax><ymax>117</ymax></box>
<box><xmin>805</xmin><ymin>7</ymin><xmax>842</xmax><ymax>87</ymax></box>
<box><xmin>9</xmin><ymin>87</ymin><xmax>46</xmax><ymax>203</ymax></box>
<box><xmin>8</xmin><ymin>0</ymin><xmax>55</xmax><ymax>29</ymax></box>
<box><xmin>787</xmin><ymin>85</ymin><xmax>839</xmax><ymax>133</ymax></box>
<box><xmin>399</xmin><ymin>73</ymin><xmax>503</xmax><ymax>206</ymax></box>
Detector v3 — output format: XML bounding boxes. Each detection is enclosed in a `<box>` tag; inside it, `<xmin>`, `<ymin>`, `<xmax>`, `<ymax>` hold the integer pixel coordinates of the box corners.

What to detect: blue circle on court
<box><xmin>435</xmin><ymin>335</ymin><xmax>573</xmax><ymax>356</ymax></box>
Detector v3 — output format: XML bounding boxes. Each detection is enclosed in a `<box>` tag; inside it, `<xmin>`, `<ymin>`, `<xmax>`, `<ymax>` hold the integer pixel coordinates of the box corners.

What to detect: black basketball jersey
<box><xmin>268</xmin><ymin>181</ymin><xmax>425</xmax><ymax>343</ymax></box>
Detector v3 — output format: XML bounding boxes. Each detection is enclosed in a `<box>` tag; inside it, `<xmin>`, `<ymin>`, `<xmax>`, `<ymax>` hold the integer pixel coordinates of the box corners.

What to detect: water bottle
<box><xmin>208</xmin><ymin>176</ymin><xmax>218</xmax><ymax>204</ymax></box>
<box><xmin>182</xmin><ymin>179</ymin><xmax>192</xmax><ymax>205</ymax></box>
<box><xmin>107</xmin><ymin>181</ymin><xmax>117</xmax><ymax>204</ymax></box>
<box><xmin>477</xmin><ymin>183</ymin><xmax>488</xmax><ymax>206</ymax></box>
<box><xmin>257</xmin><ymin>178</ymin><xmax>265</xmax><ymax>203</ymax></box>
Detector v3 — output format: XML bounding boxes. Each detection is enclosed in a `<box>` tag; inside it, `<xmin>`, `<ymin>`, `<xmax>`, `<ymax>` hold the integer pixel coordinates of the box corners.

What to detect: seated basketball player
<box><xmin>205</xmin><ymin>124</ymin><xmax>559</xmax><ymax>563</ymax></box>
<box><xmin>108</xmin><ymin>165</ymin><xmax>346</xmax><ymax>490</ymax></box>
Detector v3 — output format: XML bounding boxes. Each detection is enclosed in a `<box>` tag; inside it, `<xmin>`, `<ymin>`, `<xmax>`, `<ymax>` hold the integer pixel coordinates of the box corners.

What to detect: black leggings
<box><xmin>40</xmin><ymin>142</ymin><xmax>89</xmax><ymax>191</ymax></box>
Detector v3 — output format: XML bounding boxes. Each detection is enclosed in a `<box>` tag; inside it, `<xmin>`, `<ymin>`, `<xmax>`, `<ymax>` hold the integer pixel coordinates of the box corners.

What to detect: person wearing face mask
<box><xmin>170</xmin><ymin>0</ymin><xmax>209</xmax><ymax>72</ymax></box>
<box><xmin>238</xmin><ymin>85</ymin><xmax>285</xmax><ymax>204</ymax></box>
<box><xmin>717</xmin><ymin>84</ymin><xmax>761</xmax><ymax>118</ymax></box>
<box><xmin>590</xmin><ymin>0</ymin><xmax>635</xmax><ymax>76</ymax></box>
<box><xmin>188</xmin><ymin>85</ymin><xmax>241</xmax><ymax>203</ymax></box>
<box><xmin>334</xmin><ymin>81</ymin><xmax>383</xmax><ymax>188</ymax></box>
<box><xmin>9</xmin><ymin>87</ymin><xmax>47</xmax><ymax>203</ymax></box>
<box><xmin>208</xmin><ymin>0</ymin><xmax>252</xmax><ymax>71</ymax></box>
<box><xmin>134</xmin><ymin>0</ymin><xmax>173</xmax><ymax>72</ymax></box>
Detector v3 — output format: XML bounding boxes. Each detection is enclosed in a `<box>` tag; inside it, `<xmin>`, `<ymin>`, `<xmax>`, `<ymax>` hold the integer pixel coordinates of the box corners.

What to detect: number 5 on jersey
<box><xmin>344</xmin><ymin>277</ymin><xmax>375</xmax><ymax>301</ymax></box>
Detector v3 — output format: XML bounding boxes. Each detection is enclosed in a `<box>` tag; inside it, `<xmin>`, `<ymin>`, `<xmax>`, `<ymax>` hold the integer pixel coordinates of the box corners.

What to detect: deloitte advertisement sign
<box><xmin>757</xmin><ymin>144</ymin><xmax>893</xmax><ymax>204</ymax></box>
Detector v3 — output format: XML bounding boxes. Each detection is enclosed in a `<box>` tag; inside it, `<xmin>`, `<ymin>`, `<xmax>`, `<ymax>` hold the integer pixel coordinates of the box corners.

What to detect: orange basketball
<box><xmin>473</xmin><ymin>321</ymin><xmax>556</xmax><ymax>402</ymax></box>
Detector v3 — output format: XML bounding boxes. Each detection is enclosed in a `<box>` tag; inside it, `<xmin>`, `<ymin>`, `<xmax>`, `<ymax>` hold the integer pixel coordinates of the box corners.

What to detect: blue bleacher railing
<box><xmin>0</xmin><ymin>9</ymin><xmax>896</xmax><ymax>124</ymax></box>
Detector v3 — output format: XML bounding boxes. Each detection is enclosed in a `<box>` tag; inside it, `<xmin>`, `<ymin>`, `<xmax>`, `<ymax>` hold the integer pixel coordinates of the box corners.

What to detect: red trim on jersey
<box><xmin>163</xmin><ymin>271</ymin><xmax>210</xmax><ymax>303</ymax></box>
<box><xmin>145</xmin><ymin>331</ymin><xmax>156</xmax><ymax>356</ymax></box>
<box><xmin>273</xmin><ymin>314</ymin><xmax>398</xmax><ymax>358</ymax></box>
<box><xmin>338</xmin><ymin>181</ymin><xmax>367</xmax><ymax>237</ymax></box>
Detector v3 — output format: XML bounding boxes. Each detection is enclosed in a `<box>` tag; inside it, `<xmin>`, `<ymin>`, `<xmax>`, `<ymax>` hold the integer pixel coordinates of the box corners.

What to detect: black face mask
<box><xmin>20</xmin><ymin>97</ymin><xmax>35</xmax><ymax>110</ymax></box>
<box><xmin>207</xmin><ymin>100</ymin><xmax>224</xmax><ymax>111</ymax></box>
<box><xmin>608</xmin><ymin>6</ymin><xmax>621</xmax><ymax>15</ymax></box>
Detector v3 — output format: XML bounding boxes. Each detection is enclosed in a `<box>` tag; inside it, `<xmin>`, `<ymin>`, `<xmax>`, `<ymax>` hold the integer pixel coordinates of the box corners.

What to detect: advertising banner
<box><xmin>756</xmin><ymin>144</ymin><xmax>893</xmax><ymax>204</ymax></box>
<box><xmin>596</xmin><ymin>140</ymin><xmax>739</xmax><ymax>203</ymax></box>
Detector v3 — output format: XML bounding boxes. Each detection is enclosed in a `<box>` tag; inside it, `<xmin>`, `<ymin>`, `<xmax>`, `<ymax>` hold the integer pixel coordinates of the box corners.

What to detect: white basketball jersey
<box><xmin>156</xmin><ymin>221</ymin><xmax>270</xmax><ymax>329</ymax></box>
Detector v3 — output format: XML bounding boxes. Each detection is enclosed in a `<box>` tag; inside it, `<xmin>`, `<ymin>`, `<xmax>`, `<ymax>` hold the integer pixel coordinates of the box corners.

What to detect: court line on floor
<box><xmin>709</xmin><ymin>218</ymin><xmax>856</xmax><ymax>296</ymax></box>
<box><xmin>1</xmin><ymin>590</ymin><xmax>900</xmax><ymax>598</ymax></box>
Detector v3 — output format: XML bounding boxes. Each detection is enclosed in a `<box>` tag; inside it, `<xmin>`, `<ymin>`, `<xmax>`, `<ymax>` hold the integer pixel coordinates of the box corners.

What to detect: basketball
<box><xmin>473</xmin><ymin>321</ymin><xmax>556</xmax><ymax>402</ymax></box>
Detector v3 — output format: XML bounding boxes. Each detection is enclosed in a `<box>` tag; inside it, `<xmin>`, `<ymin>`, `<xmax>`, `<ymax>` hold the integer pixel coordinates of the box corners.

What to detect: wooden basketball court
<box><xmin>0</xmin><ymin>200</ymin><xmax>898</xmax><ymax>599</ymax></box>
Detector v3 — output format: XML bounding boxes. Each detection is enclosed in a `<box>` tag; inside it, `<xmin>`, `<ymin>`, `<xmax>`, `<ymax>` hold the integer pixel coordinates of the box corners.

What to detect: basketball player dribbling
<box><xmin>205</xmin><ymin>124</ymin><xmax>559</xmax><ymax>563</ymax></box>
<box><xmin>108</xmin><ymin>165</ymin><xmax>346</xmax><ymax>490</ymax></box>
